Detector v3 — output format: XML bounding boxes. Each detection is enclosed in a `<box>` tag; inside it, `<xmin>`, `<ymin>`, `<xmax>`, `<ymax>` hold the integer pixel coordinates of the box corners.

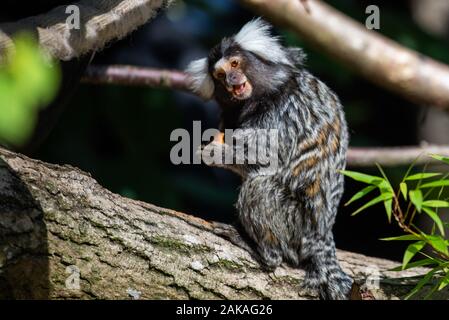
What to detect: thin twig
<box><xmin>82</xmin><ymin>65</ymin><xmax>449</xmax><ymax>167</ymax></box>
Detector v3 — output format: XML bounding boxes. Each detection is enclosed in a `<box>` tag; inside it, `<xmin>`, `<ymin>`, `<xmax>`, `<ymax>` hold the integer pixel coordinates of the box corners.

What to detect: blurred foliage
<box><xmin>0</xmin><ymin>33</ymin><xmax>60</xmax><ymax>146</ymax></box>
<box><xmin>342</xmin><ymin>156</ymin><xmax>449</xmax><ymax>298</ymax></box>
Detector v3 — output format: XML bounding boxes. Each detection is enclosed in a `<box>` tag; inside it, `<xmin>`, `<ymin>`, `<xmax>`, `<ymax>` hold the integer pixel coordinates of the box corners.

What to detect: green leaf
<box><xmin>375</xmin><ymin>164</ymin><xmax>394</xmax><ymax>193</ymax></box>
<box><xmin>430</xmin><ymin>154</ymin><xmax>449</xmax><ymax>166</ymax></box>
<box><xmin>438</xmin><ymin>274</ymin><xmax>449</xmax><ymax>291</ymax></box>
<box><xmin>422</xmin><ymin>200</ymin><xmax>449</xmax><ymax>208</ymax></box>
<box><xmin>405</xmin><ymin>267</ymin><xmax>439</xmax><ymax>299</ymax></box>
<box><xmin>402</xmin><ymin>241</ymin><xmax>426</xmax><ymax>270</ymax></box>
<box><xmin>345</xmin><ymin>185</ymin><xmax>376</xmax><ymax>206</ymax></box>
<box><xmin>405</xmin><ymin>173</ymin><xmax>441</xmax><ymax>181</ymax></box>
<box><xmin>389</xmin><ymin>258</ymin><xmax>436</xmax><ymax>271</ymax></box>
<box><xmin>409</xmin><ymin>189</ymin><xmax>423</xmax><ymax>213</ymax></box>
<box><xmin>351</xmin><ymin>193</ymin><xmax>393</xmax><ymax>216</ymax></box>
<box><xmin>339</xmin><ymin>170</ymin><xmax>383</xmax><ymax>185</ymax></box>
<box><xmin>0</xmin><ymin>32</ymin><xmax>60</xmax><ymax>146</ymax></box>
<box><xmin>422</xmin><ymin>207</ymin><xmax>445</xmax><ymax>236</ymax></box>
<box><xmin>400</xmin><ymin>182</ymin><xmax>408</xmax><ymax>200</ymax></box>
<box><xmin>384</xmin><ymin>198</ymin><xmax>393</xmax><ymax>223</ymax></box>
<box><xmin>424</xmin><ymin>282</ymin><xmax>441</xmax><ymax>300</ymax></box>
<box><xmin>426</xmin><ymin>236</ymin><xmax>449</xmax><ymax>255</ymax></box>
<box><xmin>378</xmin><ymin>179</ymin><xmax>394</xmax><ymax>194</ymax></box>
<box><xmin>419</xmin><ymin>180</ymin><xmax>449</xmax><ymax>189</ymax></box>
<box><xmin>381</xmin><ymin>234</ymin><xmax>421</xmax><ymax>241</ymax></box>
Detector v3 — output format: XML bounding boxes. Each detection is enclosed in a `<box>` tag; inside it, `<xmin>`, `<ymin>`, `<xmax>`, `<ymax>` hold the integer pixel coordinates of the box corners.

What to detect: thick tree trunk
<box><xmin>0</xmin><ymin>146</ymin><xmax>448</xmax><ymax>300</ymax></box>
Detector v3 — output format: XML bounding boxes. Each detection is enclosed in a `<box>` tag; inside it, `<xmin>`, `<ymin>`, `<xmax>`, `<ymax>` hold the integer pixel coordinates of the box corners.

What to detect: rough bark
<box><xmin>0</xmin><ymin>0</ymin><xmax>173</xmax><ymax>63</ymax></box>
<box><xmin>0</xmin><ymin>146</ymin><xmax>448</xmax><ymax>300</ymax></box>
<box><xmin>239</xmin><ymin>0</ymin><xmax>449</xmax><ymax>111</ymax></box>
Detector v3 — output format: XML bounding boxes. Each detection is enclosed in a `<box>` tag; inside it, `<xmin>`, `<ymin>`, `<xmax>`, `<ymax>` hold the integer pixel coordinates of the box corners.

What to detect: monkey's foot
<box><xmin>211</xmin><ymin>222</ymin><xmax>283</xmax><ymax>272</ymax></box>
<box><xmin>319</xmin><ymin>273</ymin><xmax>354</xmax><ymax>300</ymax></box>
<box><xmin>211</xmin><ymin>222</ymin><xmax>255</xmax><ymax>254</ymax></box>
<box><xmin>300</xmin><ymin>271</ymin><xmax>320</xmax><ymax>297</ymax></box>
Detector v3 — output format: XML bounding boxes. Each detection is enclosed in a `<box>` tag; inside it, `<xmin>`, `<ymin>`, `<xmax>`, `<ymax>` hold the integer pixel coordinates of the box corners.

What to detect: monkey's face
<box><xmin>212</xmin><ymin>55</ymin><xmax>253</xmax><ymax>100</ymax></box>
<box><xmin>185</xmin><ymin>19</ymin><xmax>301</xmax><ymax>101</ymax></box>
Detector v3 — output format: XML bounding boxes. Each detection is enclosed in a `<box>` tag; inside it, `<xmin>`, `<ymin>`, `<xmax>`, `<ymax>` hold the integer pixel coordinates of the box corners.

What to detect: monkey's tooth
<box><xmin>233</xmin><ymin>82</ymin><xmax>246</xmax><ymax>94</ymax></box>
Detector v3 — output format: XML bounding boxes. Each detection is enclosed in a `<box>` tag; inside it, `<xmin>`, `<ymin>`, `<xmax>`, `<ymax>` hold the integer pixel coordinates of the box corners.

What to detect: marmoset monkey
<box><xmin>186</xmin><ymin>19</ymin><xmax>353</xmax><ymax>300</ymax></box>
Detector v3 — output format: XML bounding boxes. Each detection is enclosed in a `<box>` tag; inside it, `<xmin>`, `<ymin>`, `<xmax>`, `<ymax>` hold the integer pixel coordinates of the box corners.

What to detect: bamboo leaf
<box><xmin>402</xmin><ymin>241</ymin><xmax>426</xmax><ymax>270</ymax></box>
<box><xmin>438</xmin><ymin>274</ymin><xmax>449</xmax><ymax>291</ymax></box>
<box><xmin>389</xmin><ymin>258</ymin><xmax>435</xmax><ymax>271</ymax></box>
<box><xmin>422</xmin><ymin>200</ymin><xmax>449</xmax><ymax>208</ymax></box>
<box><xmin>427</xmin><ymin>236</ymin><xmax>449</xmax><ymax>255</ymax></box>
<box><xmin>430</xmin><ymin>154</ymin><xmax>449</xmax><ymax>166</ymax></box>
<box><xmin>351</xmin><ymin>193</ymin><xmax>393</xmax><ymax>216</ymax></box>
<box><xmin>405</xmin><ymin>173</ymin><xmax>441</xmax><ymax>181</ymax></box>
<box><xmin>378</xmin><ymin>179</ymin><xmax>394</xmax><ymax>194</ymax></box>
<box><xmin>345</xmin><ymin>185</ymin><xmax>376</xmax><ymax>206</ymax></box>
<box><xmin>381</xmin><ymin>234</ymin><xmax>421</xmax><ymax>241</ymax></box>
<box><xmin>419</xmin><ymin>180</ymin><xmax>449</xmax><ymax>189</ymax></box>
<box><xmin>405</xmin><ymin>267</ymin><xmax>439</xmax><ymax>299</ymax></box>
<box><xmin>400</xmin><ymin>182</ymin><xmax>408</xmax><ymax>200</ymax></box>
<box><xmin>422</xmin><ymin>207</ymin><xmax>445</xmax><ymax>236</ymax></box>
<box><xmin>409</xmin><ymin>189</ymin><xmax>423</xmax><ymax>213</ymax></box>
<box><xmin>424</xmin><ymin>283</ymin><xmax>440</xmax><ymax>300</ymax></box>
<box><xmin>339</xmin><ymin>170</ymin><xmax>383</xmax><ymax>185</ymax></box>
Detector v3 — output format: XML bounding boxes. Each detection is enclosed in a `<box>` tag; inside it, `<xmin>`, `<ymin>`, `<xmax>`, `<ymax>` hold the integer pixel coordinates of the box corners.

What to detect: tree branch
<box><xmin>347</xmin><ymin>145</ymin><xmax>449</xmax><ymax>167</ymax></box>
<box><xmin>239</xmin><ymin>0</ymin><xmax>449</xmax><ymax>111</ymax></box>
<box><xmin>1</xmin><ymin>146</ymin><xmax>448</xmax><ymax>299</ymax></box>
<box><xmin>0</xmin><ymin>0</ymin><xmax>173</xmax><ymax>62</ymax></box>
<box><xmin>83</xmin><ymin>65</ymin><xmax>190</xmax><ymax>91</ymax></box>
<box><xmin>82</xmin><ymin>65</ymin><xmax>449</xmax><ymax>167</ymax></box>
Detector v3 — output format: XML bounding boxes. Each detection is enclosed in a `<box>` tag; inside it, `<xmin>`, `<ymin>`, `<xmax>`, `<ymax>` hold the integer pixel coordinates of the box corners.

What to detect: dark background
<box><xmin>3</xmin><ymin>0</ymin><xmax>449</xmax><ymax>261</ymax></box>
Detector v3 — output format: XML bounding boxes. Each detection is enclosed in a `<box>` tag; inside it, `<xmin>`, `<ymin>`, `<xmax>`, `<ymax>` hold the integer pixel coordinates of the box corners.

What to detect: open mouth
<box><xmin>232</xmin><ymin>82</ymin><xmax>246</xmax><ymax>96</ymax></box>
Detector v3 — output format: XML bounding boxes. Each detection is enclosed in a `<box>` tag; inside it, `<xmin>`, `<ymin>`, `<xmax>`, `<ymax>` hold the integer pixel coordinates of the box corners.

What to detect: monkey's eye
<box><xmin>216</xmin><ymin>72</ymin><xmax>225</xmax><ymax>79</ymax></box>
<box><xmin>231</xmin><ymin>60</ymin><xmax>239</xmax><ymax>68</ymax></box>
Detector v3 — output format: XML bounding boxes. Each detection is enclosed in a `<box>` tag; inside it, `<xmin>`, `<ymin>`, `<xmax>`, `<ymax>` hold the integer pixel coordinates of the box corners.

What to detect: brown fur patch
<box><xmin>298</xmin><ymin>138</ymin><xmax>317</xmax><ymax>153</ymax></box>
<box><xmin>315</xmin><ymin>122</ymin><xmax>332</xmax><ymax>157</ymax></box>
<box><xmin>263</xmin><ymin>230</ymin><xmax>279</xmax><ymax>245</ymax></box>
<box><xmin>294</xmin><ymin>116</ymin><xmax>342</xmax><ymax>176</ymax></box>
<box><xmin>329</xmin><ymin>117</ymin><xmax>341</xmax><ymax>155</ymax></box>
<box><xmin>305</xmin><ymin>178</ymin><xmax>321</xmax><ymax>197</ymax></box>
<box><xmin>317</xmin><ymin>123</ymin><xmax>330</xmax><ymax>146</ymax></box>
<box><xmin>293</xmin><ymin>155</ymin><xmax>319</xmax><ymax>176</ymax></box>
<box><xmin>329</xmin><ymin>134</ymin><xmax>340</xmax><ymax>154</ymax></box>
<box><xmin>332</xmin><ymin>117</ymin><xmax>341</xmax><ymax>136</ymax></box>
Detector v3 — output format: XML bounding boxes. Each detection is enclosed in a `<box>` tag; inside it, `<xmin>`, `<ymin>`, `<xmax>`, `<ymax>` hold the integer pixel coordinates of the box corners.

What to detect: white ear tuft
<box><xmin>185</xmin><ymin>57</ymin><xmax>215</xmax><ymax>100</ymax></box>
<box><xmin>233</xmin><ymin>18</ymin><xmax>290</xmax><ymax>65</ymax></box>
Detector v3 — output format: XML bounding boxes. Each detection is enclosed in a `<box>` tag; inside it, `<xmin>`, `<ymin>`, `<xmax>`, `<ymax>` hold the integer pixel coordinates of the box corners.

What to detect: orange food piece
<box><xmin>214</xmin><ymin>132</ymin><xmax>225</xmax><ymax>144</ymax></box>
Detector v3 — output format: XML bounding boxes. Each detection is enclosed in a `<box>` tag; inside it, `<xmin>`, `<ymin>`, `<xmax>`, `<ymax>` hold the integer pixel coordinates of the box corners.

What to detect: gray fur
<box><xmin>197</xmin><ymin>20</ymin><xmax>352</xmax><ymax>300</ymax></box>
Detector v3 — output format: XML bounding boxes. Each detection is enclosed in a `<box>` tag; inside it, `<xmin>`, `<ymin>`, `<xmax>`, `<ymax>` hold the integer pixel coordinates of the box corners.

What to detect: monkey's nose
<box><xmin>227</xmin><ymin>73</ymin><xmax>244</xmax><ymax>86</ymax></box>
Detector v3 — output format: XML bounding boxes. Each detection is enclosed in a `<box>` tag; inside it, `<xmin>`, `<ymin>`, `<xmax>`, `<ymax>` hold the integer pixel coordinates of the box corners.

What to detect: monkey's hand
<box><xmin>197</xmin><ymin>140</ymin><xmax>232</xmax><ymax>168</ymax></box>
<box><xmin>213</xmin><ymin>132</ymin><xmax>225</xmax><ymax>144</ymax></box>
<box><xmin>196</xmin><ymin>141</ymin><xmax>246</xmax><ymax>177</ymax></box>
